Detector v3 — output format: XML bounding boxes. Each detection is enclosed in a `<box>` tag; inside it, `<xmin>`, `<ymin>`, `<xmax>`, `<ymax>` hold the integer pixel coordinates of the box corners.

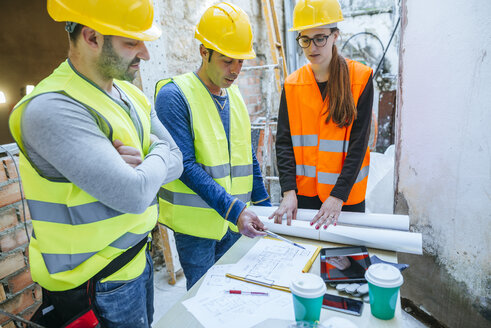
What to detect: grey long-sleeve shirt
<box><xmin>21</xmin><ymin>89</ymin><xmax>183</xmax><ymax>214</ymax></box>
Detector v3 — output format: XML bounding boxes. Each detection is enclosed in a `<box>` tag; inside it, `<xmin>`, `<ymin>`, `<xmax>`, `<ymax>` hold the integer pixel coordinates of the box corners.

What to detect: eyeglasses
<box><xmin>296</xmin><ymin>34</ymin><xmax>331</xmax><ymax>48</ymax></box>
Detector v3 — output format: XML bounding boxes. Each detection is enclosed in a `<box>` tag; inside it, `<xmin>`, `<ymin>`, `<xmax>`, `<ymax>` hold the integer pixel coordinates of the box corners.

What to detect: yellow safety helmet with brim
<box><xmin>290</xmin><ymin>0</ymin><xmax>344</xmax><ymax>32</ymax></box>
<box><xmin>47</xmin><ymin>0</ymin><xmax>162</xmax><ymax>41</ymax></box>
<box><xmin>195</xmin><ymin>2</ymin><xmax>256</xmax><ymax>60</ymax></box>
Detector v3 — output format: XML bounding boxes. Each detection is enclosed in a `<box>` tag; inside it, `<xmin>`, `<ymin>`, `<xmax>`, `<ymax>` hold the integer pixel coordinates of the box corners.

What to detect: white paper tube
<box><xmin>250</xmin><ymin>206</ymin><xmax>409</xmax><ymax>231</ymax></box>
<box><xmin>258</xmin><ymin>216</ymin><xmax>422</xmax><ymax>255</ymax></box>
<box><xmin>319</xmin><ymin>225</ymin><xmax>422</xmax><ymax>255</ymax></box>
<box><xmin>262</xmin><ymin>219</ymin><xmax>319</xmax><ymax>240</ymax></box>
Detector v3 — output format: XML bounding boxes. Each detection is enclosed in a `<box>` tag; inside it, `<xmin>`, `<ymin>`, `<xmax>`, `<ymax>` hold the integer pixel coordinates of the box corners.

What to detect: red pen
<box><xmin>226</xmin><ymin>290</ymin><xmax>269</xmax><ymax>296</ymax></box>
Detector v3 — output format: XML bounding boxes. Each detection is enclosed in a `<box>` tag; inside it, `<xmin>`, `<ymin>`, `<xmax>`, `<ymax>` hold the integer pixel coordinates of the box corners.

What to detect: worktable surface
<box><xmin>155</xmin><ymin>234</ymin><xmax>403</xmax><ymax>328</ymax></box>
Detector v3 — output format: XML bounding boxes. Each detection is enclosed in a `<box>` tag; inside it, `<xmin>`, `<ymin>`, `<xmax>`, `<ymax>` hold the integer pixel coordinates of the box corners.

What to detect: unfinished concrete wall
<box><xmin>140</xmin><ymin>0</ymin><xmax>284</xmax><ymax>202</ymax></box>
<box><xmin>140</xmin><ymin>0</ymin><xmax>282</xmax><ymax>107</ymax></box>
<box><xmin>396</xmin><ymin>0</ymin><xmax>491</xmax><ymax>326</ymax></box>
<box><xmin>338</xmin><ymin>0</ymin><xmax>400</xmax><ymax>153</ymax></box>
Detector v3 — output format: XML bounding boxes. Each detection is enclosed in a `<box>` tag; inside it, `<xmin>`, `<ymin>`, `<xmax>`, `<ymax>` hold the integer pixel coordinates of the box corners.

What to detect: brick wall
<box><xmin>0</xmin><ymin>151</ymin><xmax>40</xmax><ymax>328</ymax></box>
<box><xmin>237</xmin><ymin>55</ymin><xmax>276</xmax><ymax>124</ymax></box>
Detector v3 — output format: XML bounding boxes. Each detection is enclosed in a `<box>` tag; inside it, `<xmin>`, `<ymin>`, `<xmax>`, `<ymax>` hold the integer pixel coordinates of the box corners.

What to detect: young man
<box><xmin>9</xmin><ymin>0</ymin><xmax>182</xmax><ymax>326</ymax></box>
<box><xmin>155</xmin><ymin>2</ymin><xmax>270</xmax><ymax>290</ymax></box>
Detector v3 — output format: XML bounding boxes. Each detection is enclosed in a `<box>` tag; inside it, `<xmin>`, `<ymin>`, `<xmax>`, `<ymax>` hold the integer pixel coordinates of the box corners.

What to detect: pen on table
<box><xmin>226</xmin><ymin>290</ymin><xmax>269</xmax><ymax>296</ymax></box>
<box><xmin>263</xmin><ymin>230</ymin><xmax>306</xmax><ymax>250</ymax></box>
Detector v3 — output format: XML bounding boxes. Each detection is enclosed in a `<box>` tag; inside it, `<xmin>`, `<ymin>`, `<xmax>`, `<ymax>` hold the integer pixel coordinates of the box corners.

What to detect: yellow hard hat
<box><xmin>195</xmin><ymin>2</ymin><xmax>256</xmax><ymax>60</ymax></box>
<box><xmin>47</xmin><ymin>0</ymin><xmax>162</xmax><ymax>41</ymax></box>
<box><xmin>290</xmin><ymin>0</ymin><xmax>344</xmax><ymax>32</ymax></box>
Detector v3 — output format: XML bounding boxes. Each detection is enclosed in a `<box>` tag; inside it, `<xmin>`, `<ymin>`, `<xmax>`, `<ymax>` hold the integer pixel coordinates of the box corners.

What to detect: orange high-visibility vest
<box><xmin>284</xmin><ymin>59</ymin><xmax>372</xmax><ymax>205</ymax></box>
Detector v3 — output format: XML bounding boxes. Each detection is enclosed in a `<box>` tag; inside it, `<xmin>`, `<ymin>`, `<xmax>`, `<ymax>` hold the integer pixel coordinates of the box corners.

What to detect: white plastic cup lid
<box><xmin>365</xmin><ymin>263</ymin><xmax>403</xmax><ymax>288</ymax></box>
<box><xmin>290</xmin><ymin>273</ymin><xmax>327</xmax><ymax>298</ymax></box>
<box><xmin>323</xmin><ymin>316</ymin><xmax>358</xmax><ymax>328</ymax></box>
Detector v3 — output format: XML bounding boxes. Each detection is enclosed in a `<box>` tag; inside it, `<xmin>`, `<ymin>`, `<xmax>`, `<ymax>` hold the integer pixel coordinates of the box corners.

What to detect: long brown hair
<box><xmin>322</xmin><ymin>28</ymin><xmax>356</xmax><ymax>127</ymax></box>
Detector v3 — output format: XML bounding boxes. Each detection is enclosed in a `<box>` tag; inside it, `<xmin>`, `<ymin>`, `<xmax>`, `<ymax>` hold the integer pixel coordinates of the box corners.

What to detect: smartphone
<box><xmin>321</xmin><ymin>293</ymin><xmax>364</xmax><ymax>316</ymax></box>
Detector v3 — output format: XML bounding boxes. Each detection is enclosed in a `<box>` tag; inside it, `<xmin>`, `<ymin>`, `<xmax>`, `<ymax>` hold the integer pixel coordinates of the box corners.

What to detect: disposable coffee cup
<box><xmin>364</xmin><ymin>263</ymin><xmax>404</xmax><ymax>320</ymax></box>
<box><xmin>290</xmin><ymin>273</ymin><xmax>327</xmax><ymax>322</ymax></box>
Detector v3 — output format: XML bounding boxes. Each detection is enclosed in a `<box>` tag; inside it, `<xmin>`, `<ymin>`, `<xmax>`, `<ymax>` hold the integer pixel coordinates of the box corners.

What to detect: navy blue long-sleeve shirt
<box><xmin>155</xmin><ymin>78</ymin><xmax>270</xmax><ymax>225</ymax></box>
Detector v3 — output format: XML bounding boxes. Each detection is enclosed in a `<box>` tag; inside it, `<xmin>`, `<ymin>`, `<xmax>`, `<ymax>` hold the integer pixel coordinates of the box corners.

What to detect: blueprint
<box><xmin>183</xmin><ymin>264</ymin><xmax>293</xmax><ymax>328</ymax></box>
<box><xmin>227</xmin><ymin>237</ymin><xmax>320</xmax><ymax>288</ymax></box>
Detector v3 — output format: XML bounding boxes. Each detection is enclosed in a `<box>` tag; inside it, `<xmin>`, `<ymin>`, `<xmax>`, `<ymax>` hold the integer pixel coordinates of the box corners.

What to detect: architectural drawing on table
<box><xmin>229</xmin><ymin>239</ymin><xmax>319</xmax><ymax>288</ymax></box>
<box><xmin>183</xmin><ymin>265</ymin><xmax>294</xmax><ymax>328</ymax></box>
<box><xmin>244</xmin><ymin>245</ymin><xmax>309</xmax><ymax>283</ymax></box>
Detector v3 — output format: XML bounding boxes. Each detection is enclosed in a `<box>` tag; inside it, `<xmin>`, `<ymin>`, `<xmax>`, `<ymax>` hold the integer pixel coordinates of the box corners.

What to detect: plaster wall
<box><xmin>397</xmin><ymin>0</ymin><xmax>491</xmax><ymax>322</ymax></box>
<box><xmin>139</xmin><ymin>0</ymin><xmax>284</xmax><ymax>201</ymax></box>
<box><xmin>339</xmin><ymin>0</ymin><xmax>399</xmax><ymax>79</ymax></box>
<box><xmin>139</xmin><ymin>0</ymin><xmax>282</xmax><ymax>107</ymax></box>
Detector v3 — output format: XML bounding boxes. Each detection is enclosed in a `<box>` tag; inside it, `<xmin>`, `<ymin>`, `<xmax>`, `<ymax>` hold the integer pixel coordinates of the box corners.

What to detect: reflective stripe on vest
<box><xmin>292</xmin><ymin>134</ymin><xmax>318</xmax><ymax>147</ymax></box>
<box><xmin>159</xmin><ymin>188</ymin><xmax>251</xmax><ymax>208</ymax></box>
<box><xmin>198</xmin><ymin>163</ymin><xmax>253</xmax><ymax>179</ymax></box>
<box><xmin>43</xmin><ymin>230</ymin><xmax>151</xmax><ymax>274</ymax></box>
<box><xmin>26</xmin><ymin>198</ymin><xmax>158</xmax><ymax>225</ymax></box>
<box><xmin>285</xmin><ymin>60</ymin><xmax>372</xmax><ymax>205</ymax></box>
<box><xmin>155</xmin><ymin>73</ymin><xmax>253</xmax><ymax>240</ymax></box>
<box><xmin>9</xmin><ymin>60</ymin><xmax>157</xmax><ymax>291</ymax></box>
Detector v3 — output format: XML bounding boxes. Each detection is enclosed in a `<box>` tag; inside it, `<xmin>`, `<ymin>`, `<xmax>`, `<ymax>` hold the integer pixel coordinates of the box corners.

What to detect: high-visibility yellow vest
<box><xmin>9</xmin><ymin>60</ymin><xmax>158</xmax><ymax>291</ymax></box>
<box><xmin>154</xmin><ymin>73</ymin><xmax>253</xmax><ymax>240</ymax></box>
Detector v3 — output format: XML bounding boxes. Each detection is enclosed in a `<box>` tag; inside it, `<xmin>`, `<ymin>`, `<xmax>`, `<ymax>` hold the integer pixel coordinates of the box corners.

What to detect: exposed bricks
<box><xmin>21</xmin><ymin>301</ymin><xmax>41</xmax><ymax>322</ymax></box>
<box><xmin>7</xmin><ymin>269</ymin><xmax>33</xmax><ymax>295</ymax></box>
<box><xmin>0</xmin><ymin>285</ymin><xmax>6</xmax><ymax>302</ymax></box>
<box><xmin>0</xmin><ymin>288</ymin><xmax>36</xmax><ymax>324</ymax></box>
<box><xmin>0</xmin><ymin>164</ymin><xmax>6</xmax><ymax>183</ymax></box>
<box><xmin>0</xmin><ymin>251</ymin><xmax>25</xmax><ymax>280</ymax></box>
<box><xmin>1</xmin><ymin>151</ymin><xmax>39</xmax><ymax>326</ymax></box>
<box><xmin>0</xmin><ymin>228</ymin><xmax>29</xmax><ymax>253</ymax></box>
<box><xmin>2</xmin><ymin>157</ymin><xmax>19</xmax><ymax>180</ymax></box>
<box><xmin>19</xmin><ymin>205</ymin><xmax>31</xmax><ymax>223</ymax></box>
<box><xmin>0</xmin><ymin>183</ymin><xmax>21</xmax><ymax>208</ymax></box>
<box><xmin>33</xmin><ymin>284</ymin><xmax>41</xmax><ymax>301</ymax></box>
<box><xmin>1</xmin><ymin>321</ymin><xmax>16</xmax><ymax>328</ymax></box>
<box><xmin>0</xmin><ymin>208</ymin><xmax>18</xmax><ymax>233</ymax></box>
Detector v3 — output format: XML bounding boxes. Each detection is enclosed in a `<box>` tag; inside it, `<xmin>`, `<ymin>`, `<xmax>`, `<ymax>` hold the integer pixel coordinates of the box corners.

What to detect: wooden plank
<box><xmin>261</xmin><ymin>0</ymin><xmax>283</xmax><ymax>93</ymax></box>
<box><xmin>158</xmin><ymin>224</ymin><xmax>182</xmax><ymax>285</ymax></box>
<box><xmin>268</xmin><ymin>0</ymin><xmax>288</xmax><ymax>79</ymax></box>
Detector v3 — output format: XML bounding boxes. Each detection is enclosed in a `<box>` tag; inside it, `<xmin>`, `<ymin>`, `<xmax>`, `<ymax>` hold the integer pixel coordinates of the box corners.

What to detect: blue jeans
<box><xmin>175</xmin><ymin>229</ymin><xmax>241</xmax><ymax>290</ymax></box>
<box><xmin>94</xmin><ymin>250</ymin><xmax>154</xmax><ymax>328</ymax></box>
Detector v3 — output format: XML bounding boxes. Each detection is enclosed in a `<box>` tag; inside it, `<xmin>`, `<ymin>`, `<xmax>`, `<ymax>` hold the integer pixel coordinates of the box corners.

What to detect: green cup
<box><xmin>365</xmin><ymin>263</ymin><xmax>404</xmax><ymax>320</ymax></box>
<box><xmin>290</xmin><ymin>273</ymin><xmax>327</xmax><ymax>322</ymax></box>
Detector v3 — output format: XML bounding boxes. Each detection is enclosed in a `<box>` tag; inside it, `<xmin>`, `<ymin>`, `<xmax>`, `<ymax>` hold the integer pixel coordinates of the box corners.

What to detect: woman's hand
<box><xmin>310</xmin><ymin>196</ymin><xmax>343</xmax><ymax>229</ymax></box>
<box><xmin>268</xmin><ymin>190</ymin><xmax>298</xmax><ymax>225</ymax></box>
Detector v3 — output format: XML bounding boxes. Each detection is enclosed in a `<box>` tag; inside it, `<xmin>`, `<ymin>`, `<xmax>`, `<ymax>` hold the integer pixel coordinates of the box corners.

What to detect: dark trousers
<box><xmin>174</xmin><ymin>229</ymin><xmax>241</xmax><ymax>290</ymax></box>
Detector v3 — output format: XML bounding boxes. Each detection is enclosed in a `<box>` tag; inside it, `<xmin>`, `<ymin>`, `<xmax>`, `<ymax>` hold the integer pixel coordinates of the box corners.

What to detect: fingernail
<box><xmin>310</xmin><ymin>222</ymin><xmax>313</xmax><ymax>226</ymax></box>
<box><xmin>324</xmin><ymin>225</ymin><xmax>327</xmax><ymax>229</ymax></box>
<box><xmin>334</xmin><ymin>222</ymin><xmax>337</xmax><ymax>226</ymax></box>
<box><xmin>316</xmin><ymin>225</ymin><xmax>320</xmax><ymax>230</ymax></box>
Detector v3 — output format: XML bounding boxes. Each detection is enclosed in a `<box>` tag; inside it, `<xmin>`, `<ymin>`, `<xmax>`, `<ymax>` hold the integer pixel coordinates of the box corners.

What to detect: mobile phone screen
<box><xmin>321</xmin><ymin>293</ymin><xmax>364</xmax><ymax>316</ymax></box>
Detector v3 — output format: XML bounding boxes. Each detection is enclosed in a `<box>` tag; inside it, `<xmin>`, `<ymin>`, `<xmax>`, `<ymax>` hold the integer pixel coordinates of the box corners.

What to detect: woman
<box><xmin>269</xmin><ymin>0</ymin><xmax>374</xmax><ymax>229</ymax></box>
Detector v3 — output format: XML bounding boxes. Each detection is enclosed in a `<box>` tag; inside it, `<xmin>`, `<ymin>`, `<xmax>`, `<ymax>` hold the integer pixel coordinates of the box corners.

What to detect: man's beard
<box><xmin>97</xmin><ymin>36</ymin><xmax>139</xmax><ymax>82</ymax></box>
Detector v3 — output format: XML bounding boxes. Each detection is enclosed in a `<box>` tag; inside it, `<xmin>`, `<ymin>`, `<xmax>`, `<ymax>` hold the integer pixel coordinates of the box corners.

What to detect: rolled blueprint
<box><xmin>260</xmin><ymin>216</ymin><xmax>422</xmax><ymax>255</ymax></box>
<box><xmin>250</xmin><ymin>206</ymin><xmax>409</xmax><ymax>231</ymax></box>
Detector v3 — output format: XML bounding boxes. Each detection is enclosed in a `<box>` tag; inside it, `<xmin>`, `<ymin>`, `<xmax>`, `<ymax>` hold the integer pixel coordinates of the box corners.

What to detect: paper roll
<box><xmin>258</xmin><ymin>214</ymin><xmax>422</xmax><ymax>255</ymax></box>
<box><xmin>249</xmin><ymin>206</ymin><xmax>409</xmax><ymax>231</ymax></box>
